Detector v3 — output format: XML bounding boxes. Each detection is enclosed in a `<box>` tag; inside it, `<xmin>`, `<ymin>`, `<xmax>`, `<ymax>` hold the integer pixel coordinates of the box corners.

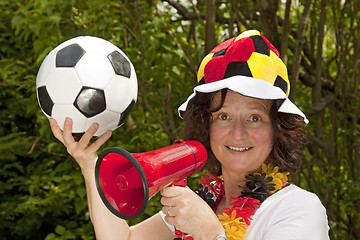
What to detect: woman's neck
<box><xmin>216</xmin><ymin>170</ymin><xmax>248</xmax><ymax>213</ymax></box>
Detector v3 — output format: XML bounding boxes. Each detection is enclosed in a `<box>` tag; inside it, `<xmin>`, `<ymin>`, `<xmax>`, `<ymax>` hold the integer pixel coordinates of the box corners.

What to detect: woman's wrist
<box><xmin>78</xmin><ymin>156</ymin><xmax>98</xmax><ymax>180</ymax></box>
<box><xmin>193</xmin><ymin>224</ymin><xmax>225</xmax><ymax>240</ymax></box>
<box><xmin>214</xmin><ymin>235</ymin><xmax>228</xmax><ymax>240</ymax></box>
<box><xmin>81</xmin><ymin>165</ymin><xmax>96</xmax><ymax>183</ymax></box>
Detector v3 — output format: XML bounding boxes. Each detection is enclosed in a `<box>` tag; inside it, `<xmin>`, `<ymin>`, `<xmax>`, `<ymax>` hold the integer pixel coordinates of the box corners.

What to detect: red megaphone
<box><xmin>95</xmin><ymin>139</ymin><xmax>207</xmax><ymax>220</ymax></box>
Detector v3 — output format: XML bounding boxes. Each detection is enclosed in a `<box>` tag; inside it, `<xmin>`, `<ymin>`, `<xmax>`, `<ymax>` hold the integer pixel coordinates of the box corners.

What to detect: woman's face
<box><xmin>209</xmin><ymin>90</ymin><xmax>274</xmax><ymax>175</ymax></box>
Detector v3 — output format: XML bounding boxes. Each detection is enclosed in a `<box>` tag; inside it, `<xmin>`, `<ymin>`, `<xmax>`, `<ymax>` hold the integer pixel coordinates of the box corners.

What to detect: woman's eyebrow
<box><xmin>247</xmin><ymin>103</ymin><xmax>269</xmax><ymax>111</ymax></box>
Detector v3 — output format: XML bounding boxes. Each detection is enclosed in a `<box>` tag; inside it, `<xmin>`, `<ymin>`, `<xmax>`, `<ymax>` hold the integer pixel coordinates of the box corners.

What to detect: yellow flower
<box><xmin>262</xmin><ymin>164</ymin><xmax>289</xmax><ymax>182</ymax></box>
<box><xmin>256</xmin><ymin>163</ymin><xmax>290</xmax><ymax>193</ymax></box>
<box><xmin>219</xmin><ymin>210</ymin><xmax>248</xmax><ymax>240</ymax></box>
<box><xmin>223</xmin><ymin>224</ymin><xmax>247</xmax><ymax>240</ymax></box>
<box><xmin>219</xmin><ymin>210</ymin><xmax>242</xmax><ymax>225</ymax></box>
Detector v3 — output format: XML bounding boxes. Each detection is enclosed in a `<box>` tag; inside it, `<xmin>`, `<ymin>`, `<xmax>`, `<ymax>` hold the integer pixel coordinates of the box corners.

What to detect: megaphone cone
<box><xmin>95</xmin><ymin>139</ymin><xmax>207</xmax><ymax>220</ymax></box>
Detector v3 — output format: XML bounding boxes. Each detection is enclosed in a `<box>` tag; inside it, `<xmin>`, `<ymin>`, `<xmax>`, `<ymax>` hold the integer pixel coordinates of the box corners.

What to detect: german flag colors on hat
<box><xmin>178</xmin><ymin>30</ymin><xmax>308</xmax><ymax>123</ymax></box>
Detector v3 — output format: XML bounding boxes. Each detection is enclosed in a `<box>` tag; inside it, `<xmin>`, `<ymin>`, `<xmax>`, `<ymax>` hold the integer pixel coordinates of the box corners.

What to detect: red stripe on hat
<box><xmin>203</xmin><ymin>57</ymin><xmax>228</xmax><ymax>83</ymax></box>
<box><xmin>210</xmin><ymin>37</ymin><xmax>235</xmax><ymax>53</ymax></box>
<box><xmin>226</xmin><ymin>37</ymin><xmax>255</xmax><ymax>62</ymax></box>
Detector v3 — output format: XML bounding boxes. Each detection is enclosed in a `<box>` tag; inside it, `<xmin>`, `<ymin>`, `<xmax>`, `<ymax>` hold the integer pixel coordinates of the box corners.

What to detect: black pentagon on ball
<box><xmin>56</xmin><ymin>43</ymin><xmax>86</xmax><ymax>67</ymax></box>
<box><xmin>118</xmin><ymin>100</ymin><xmax>136</xmax><ymax>126</ymax></box>
<box><xmin>250</xmin><ymin>35</ymin><xmax>270</xmax><ymax>56</ymax></box>
<box><xmin>72</xmin><ymin>132</ymin><xmax>85</xmax><ymax>141</ymax></box>
<box><xmin>37</xmin><ymin>86</ymin><xmax>54</xmax><ymax>116</ymax></box>
<box><xmin>74</xmin><ymin>87</ymin><xmax>106</xmax><ymax>118</ymax></box>
<box><xmin>223</xmin><ymin>61</ymin><xmax>253</xmax><ymax>79</ymax></box>
<box><xmin>107</xmin><ymin>51</ymin><xmax>131</xmax><ymax>78</ymax></box>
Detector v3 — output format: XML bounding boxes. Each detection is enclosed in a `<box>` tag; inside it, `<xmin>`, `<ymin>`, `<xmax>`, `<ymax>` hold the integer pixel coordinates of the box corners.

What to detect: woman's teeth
<box><xmin>228</xmin><ymin>146</ymin><xmax>251</xmax><ymax>152</ymax></box>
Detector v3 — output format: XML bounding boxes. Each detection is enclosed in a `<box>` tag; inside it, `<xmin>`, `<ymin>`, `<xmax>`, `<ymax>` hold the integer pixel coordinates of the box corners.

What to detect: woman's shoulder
<box><xmin>269</xmin><ymin>184</ymin><xmax>322</xmax><ymax>203</ymax></box>
<box><xmin>254</xmin><ymin>184</ymin><xmax>328</xmax><ymax>223</ymax></box>
<box><xmin>246</xmin><ymin>184</ymin><xmax>330</xmax><ymax>239</ymax></box>
<box><xmin>260</xmin><ymin>184</ymin><xmax>326</xmax><ymax>212</ymax></box>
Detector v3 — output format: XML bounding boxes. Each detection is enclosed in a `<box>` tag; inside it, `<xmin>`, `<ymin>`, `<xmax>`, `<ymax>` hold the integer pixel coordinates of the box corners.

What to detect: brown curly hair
<box><xmin>182</xmin><ymin>89</ymin><xmax>307</xmax><ymax>176</ymax></box>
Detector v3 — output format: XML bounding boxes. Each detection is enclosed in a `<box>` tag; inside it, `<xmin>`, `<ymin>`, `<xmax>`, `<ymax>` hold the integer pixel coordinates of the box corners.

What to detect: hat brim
<box><xmin>178</xmin><ymin>76</ymin><xmax>309</xmax><ymax>124</ymax></box>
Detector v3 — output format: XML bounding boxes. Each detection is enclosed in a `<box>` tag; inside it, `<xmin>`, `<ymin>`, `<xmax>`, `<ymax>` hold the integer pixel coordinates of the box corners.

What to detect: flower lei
<box><xmin>173</xmin><ymin>163</ymin><xmax>290</xmax><ymax>240</ymax></box>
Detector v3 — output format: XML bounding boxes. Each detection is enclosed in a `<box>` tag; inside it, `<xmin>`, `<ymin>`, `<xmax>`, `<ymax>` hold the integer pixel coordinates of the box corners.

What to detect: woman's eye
<box><xmin>250</xmin><ymin>115</ymin><xmax>261</xmax><ymax>122</ymax></box>
<box><xmin>217</xmin><ymin>113</ymin><xmax>230</xmax><ymax>120</ymax></box>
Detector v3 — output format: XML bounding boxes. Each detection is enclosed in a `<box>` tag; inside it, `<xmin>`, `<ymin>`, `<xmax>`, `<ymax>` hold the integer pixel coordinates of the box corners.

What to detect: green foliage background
<box><xmin>0</xmin><ymin>0</ymin><xmax>359</xmax><ymax>239</ymax></box>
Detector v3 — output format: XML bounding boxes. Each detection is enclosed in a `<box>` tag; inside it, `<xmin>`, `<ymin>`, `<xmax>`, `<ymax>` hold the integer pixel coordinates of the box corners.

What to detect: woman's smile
<box><xmin>226</xmin><ymin>146</ymin><xmax>251</xmax><ymax>152</ymax></box>
<box><xmin>226</xmin><ymin>145</ymin><xmax>252</xmax><ymax>152</ymax></box>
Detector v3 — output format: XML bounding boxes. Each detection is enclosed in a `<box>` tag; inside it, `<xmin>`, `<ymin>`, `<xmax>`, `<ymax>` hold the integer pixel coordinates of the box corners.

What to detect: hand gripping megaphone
<box><xmin>95</xmin><ymin>139</ymin><xmax>207</xmax><ymax>220</ymax></box>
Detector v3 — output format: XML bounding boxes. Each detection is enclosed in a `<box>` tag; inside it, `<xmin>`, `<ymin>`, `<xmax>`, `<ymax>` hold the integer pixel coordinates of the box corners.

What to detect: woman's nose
<box><xmin>230</xmin><ymin>119</ymin><xmax>248</xmax><ymax>140</ymax></box>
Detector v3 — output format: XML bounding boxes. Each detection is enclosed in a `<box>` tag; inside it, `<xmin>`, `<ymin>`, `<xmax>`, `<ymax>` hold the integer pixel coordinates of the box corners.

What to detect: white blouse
<box><xmin>160</xmin><ymin>184</ymin><xmax>330</xmax><ymax>239</ymax></box>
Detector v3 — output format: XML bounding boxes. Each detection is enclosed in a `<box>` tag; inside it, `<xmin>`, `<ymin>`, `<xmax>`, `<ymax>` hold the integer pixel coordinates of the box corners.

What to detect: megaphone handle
<box><xmin>172</xmin><ymin>177</ymin><xmax>187</xmax><ymax>187</ymax></box>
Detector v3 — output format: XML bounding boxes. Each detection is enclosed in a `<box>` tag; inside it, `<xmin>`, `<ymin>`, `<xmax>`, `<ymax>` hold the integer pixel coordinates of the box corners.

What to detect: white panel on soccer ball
<box><xmin>75</xmin><ymin>53</ymin><xmax>115</xmax><ymax>90</ymax></box>
<box><xmin>36</xmin><ymin>52</ymin><xmax>56</xmax><ymax>87</ymax></box>
<box><xmin>77</xmin><ymin>36</ymin><xmax>118</xmax><ymax>56</ymax></box>
<box><xmin>104</xmin><ymin>75</ymin><xmax>137</xmax><ymax>113</ymax></box>
<box><xmin>52</xmin><ymin>104</ymin><xmax>87</xmax><ymax>133</ymax></box>
<box><xmin>86</xmin><ymin>110</ymin><xmax>121</xmax><ymax>137</ymax></box>
<box><xmin>46</xmin><ymin>68</ymin><xmax>83</xmax><ymax>104</ymax></box>
<box><xmin>130</xmin><ymin>64</ymin><xmax>138</xmax><ymax>94</ymax></box>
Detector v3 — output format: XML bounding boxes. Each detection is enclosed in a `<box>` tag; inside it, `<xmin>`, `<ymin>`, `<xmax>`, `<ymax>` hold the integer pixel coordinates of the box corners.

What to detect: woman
<box><xmin>50</xmin><ymin>30</ymin><xmax>330</xmax><ymax>240</ymax></box>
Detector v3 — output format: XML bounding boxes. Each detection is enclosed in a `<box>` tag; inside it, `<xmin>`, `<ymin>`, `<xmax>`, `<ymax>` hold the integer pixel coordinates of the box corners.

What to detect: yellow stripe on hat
<box><xmin>270</xmin><ymin>51</ymin><xmax>290</xmax><ymax>96</ymax></box>
<box><xmin>197</xmin><ymin>52</ymin><xmax>214</xmax><ymax>83</ymax></box>
<box><xmin>247</xmin><ymin>52</ymin><xmax>277</xmax><ymax>85</ymax></box>
<box><xmin>235</xmin><ymin>30</ymin><xmax>261</xmax><ymax>41</ymax></box>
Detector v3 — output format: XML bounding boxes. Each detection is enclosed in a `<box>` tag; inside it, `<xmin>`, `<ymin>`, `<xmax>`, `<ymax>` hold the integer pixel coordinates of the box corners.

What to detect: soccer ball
<box><xmin>36</xmin><ymin>36</ymin><xmax>138</xmax><ymax>138</ymax></box>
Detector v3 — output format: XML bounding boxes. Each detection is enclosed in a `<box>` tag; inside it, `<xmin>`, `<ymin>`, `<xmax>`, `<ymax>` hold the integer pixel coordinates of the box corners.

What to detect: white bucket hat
<box><xmin>178</xmin><ymin>30</ymin><xmax>308</xmax><ymax>124</ymax></box>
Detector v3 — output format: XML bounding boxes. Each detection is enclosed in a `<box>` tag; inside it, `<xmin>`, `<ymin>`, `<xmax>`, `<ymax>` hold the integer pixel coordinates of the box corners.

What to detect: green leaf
<box><xmin>55</xmin><ymin>225</ymin><xmax>66</xmax><ymax>235</ymax></box>
<box><xmin>29</xmin><ymin>23</ymin><xmax>41</xmax><ymax>36</ymax></box>
<box><xmin>11</xmin><ymin>15</ymin><xmax>23</xmax><ymax>35</ymax></box>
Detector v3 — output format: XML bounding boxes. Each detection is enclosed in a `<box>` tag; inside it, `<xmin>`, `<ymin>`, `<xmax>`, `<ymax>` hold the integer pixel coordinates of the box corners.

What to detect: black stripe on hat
<box><xmin>213</xmin><ymin>48</ymin><xmax>227</xmax><ymax>57</ymax></box>
<box><xmin>274</xmin><ymin>75</ymin><xmax>288</xmax><ymax>94</ymax></box>
<box><xmin>250</xmin><ymin>35</ymin><xmax>270</xmax><ymax>56</ymax></box>
<box><xmin>223</xmin><ymin>61</ymin><xmax>253</xmax><ymax>79</ymax></box>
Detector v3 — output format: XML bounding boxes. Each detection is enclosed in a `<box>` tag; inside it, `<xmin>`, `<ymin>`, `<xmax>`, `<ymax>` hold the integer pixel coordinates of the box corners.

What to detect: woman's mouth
<box><xmin>227</xmin><ymin>146</ymin><xmax>252</xmax><ymax>152</ymax></box>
